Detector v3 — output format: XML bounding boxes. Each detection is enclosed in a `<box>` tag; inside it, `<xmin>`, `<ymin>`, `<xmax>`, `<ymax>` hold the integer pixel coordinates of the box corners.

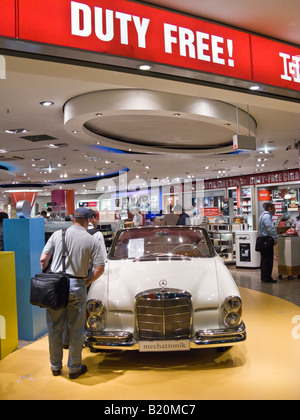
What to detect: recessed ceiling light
<box><xmin>40</xmin><ymin>101</ymin><xmax>54</xmax><ymax>106</ymax></box>
<box><xmin>4</xmin><ymin>128</ymin><xmax>28</xmax><ymax>134</ymax></box>
<box><xmin>138</xmin><ymin>64</ymin><xmax>152</xmax><ymax>71</ymax></box>
<box><xmin>249</xmin><ymin>85</ymin><xmax>260</xmax><ymax>91</ymax></box>
<box><xmin>4</xmin><ymin>189</ymin><xmax>43</xmax><ymax>193</ymax></box>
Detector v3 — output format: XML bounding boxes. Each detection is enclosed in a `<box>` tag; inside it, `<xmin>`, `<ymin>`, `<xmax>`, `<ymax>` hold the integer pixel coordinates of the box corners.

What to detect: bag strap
<box><xmin>258</xmin><ymin>211</ymin><xmax>267</xmax><ymax>235</ymax></box>
<box><xmin>61</xmin><ymin>229</ymin><xmax>66</xmax><ymax>273</ymax></box>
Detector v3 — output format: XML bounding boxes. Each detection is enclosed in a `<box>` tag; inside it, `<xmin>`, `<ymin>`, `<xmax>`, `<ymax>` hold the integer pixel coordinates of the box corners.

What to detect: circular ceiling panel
<box><xmin>64</xmin><ymin>89</ymin><xmax>256</xmax><ymax>154</ymax></box>
<box><xmin>85</xmin><ymin>115</ymin><xmax>234</xmax><ymax>149</ymax></box>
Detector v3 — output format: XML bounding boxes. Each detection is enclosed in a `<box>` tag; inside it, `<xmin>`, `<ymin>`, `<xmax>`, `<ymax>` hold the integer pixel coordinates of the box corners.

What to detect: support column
<box><xmin>4</xmin><ymin>218</ymin><xmax>47</xmax><ymax>340</ymax></box>
<box><xmin>51</xmin><ymin>189</ymin><xmax>65</xmax><ymax>206</ymax></box>
<box><xmin>66</xmin><ymin>190</ymin><xmax>75</xmax><ymax>216</ymax></box>
<box><xmin>51</xmin><ymin>189</ymin><xmax>75</xmax><ymax>216</ymax></box>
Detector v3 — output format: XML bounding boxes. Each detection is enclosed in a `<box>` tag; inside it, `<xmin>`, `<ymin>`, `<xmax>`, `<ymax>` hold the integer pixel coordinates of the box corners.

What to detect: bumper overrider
<box><xmin>85</xmin><ymin>322</ymin><xmax>246</xmax><ymax>351</ymax></box>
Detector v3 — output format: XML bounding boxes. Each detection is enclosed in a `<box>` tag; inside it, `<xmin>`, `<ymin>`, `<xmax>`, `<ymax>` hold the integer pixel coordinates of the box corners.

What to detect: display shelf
<box><xmin>208</xmin><ymin>223</ymin><xmax>231</xmax><ymax>232</ymax></box>
<box><xmin>99</xmin><ymin>222</ymin><xmax>122</xmax><ymax>250</ymax></box>
<box><xmin>240</xmin><ymin>187</ymin><xmax>253</xmax><ymax>228</ymax></box>
<box><xmin>209</xmin><ymin>231</ymin><xmax>235</xmax><ymax>263</ymax></box>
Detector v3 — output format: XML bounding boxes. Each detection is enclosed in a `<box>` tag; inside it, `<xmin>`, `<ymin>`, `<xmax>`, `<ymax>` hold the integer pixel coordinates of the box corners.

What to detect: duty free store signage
<box><xmin>1</xmin><ymin>0</ymin><xmax>300</xmax><ymax>91</ymax></box>
<box><xmin>17</xmin><ymin>0</ymin><xmax>252</xmax><ymax>81</ymax></box>
<box><xmin>0</xmin><ymin>0</ymin><xmax>16</xmax><ymax>38</ymax></box>
<box><xmin>204</xmin><ymin>169</ymin><xmax>300</xmax><ymax>190</ymax></box>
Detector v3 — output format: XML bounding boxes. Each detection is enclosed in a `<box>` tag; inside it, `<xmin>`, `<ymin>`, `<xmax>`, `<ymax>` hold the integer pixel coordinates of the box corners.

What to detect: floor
<box><xmin>230</xmin><ymin>260</ymin><xmax>300</xmax><ymax>307</ymax></box>
<box><xmin>1</xmin><ymin>263</ymin><xmax>300</xmax><ymax>400</ymax></box>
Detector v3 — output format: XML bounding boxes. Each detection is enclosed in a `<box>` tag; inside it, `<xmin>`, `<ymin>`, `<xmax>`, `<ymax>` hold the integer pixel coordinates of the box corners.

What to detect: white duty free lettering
<box><xmin>71</xmin><ymin>1</ymin><xmax>150</xmax><ymax>48</ymax></box>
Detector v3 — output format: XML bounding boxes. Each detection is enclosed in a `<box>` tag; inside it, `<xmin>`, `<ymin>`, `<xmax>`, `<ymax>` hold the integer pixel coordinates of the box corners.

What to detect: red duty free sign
<box><xmin>0</xmin><ymin>0</ymin><xmax>16</xmax><ymax>37</ymax></box>
<box><xmin>17</xmin><ymin>0</ymin><xmax>252</xmax><ymax>80</ymax></box>
<box><xmin>2</xmin><ymin>0</ymin><xmax>300</xmax><ymax>92</ymax></box>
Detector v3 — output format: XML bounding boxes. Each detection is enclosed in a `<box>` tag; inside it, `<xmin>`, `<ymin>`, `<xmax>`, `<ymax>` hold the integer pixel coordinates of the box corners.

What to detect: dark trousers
<box><xmin>260</xmin><ymin>247</ymin><xmax>274</xmax><ymax>282</ymax></box>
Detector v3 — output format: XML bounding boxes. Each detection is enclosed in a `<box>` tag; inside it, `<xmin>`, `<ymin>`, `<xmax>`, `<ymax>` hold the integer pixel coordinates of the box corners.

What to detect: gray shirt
<box><xmin>42</xmin><ymin>225</ymin><xmax>105</xmax><ymax>278</ymax></box>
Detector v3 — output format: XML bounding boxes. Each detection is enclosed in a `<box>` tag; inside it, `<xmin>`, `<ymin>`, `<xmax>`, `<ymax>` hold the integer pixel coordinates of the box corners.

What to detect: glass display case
<box><xmin>211</xmin><ymin>231</ymin><xmax>235</xmax><ymax>263</ymax></box>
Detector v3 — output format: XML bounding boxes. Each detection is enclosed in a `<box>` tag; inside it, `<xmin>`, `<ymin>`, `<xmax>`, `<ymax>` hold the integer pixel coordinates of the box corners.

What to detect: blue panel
<box><xmin>3</xmin><ymin>218</ymin><xmax>47</xmax><ymax>340</ymax></box>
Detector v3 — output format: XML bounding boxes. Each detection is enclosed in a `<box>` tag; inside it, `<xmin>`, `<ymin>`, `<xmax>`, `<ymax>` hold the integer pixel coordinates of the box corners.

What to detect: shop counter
<box><xmin>278</xmin><ymin>235</ymin><xmax>300</xmax><ymax>279</ymax></box>
<box><xmin>235</xmin><ymin>231</ymin><xmax>261</xmax><ymax>268</ymax></box>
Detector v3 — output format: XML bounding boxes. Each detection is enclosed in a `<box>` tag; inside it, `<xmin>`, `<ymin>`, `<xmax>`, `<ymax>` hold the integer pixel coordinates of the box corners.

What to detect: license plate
<box><xmin>139</xmin><ymin>339</ymin><xmax>190</xmax><ymax>352</ymax></box>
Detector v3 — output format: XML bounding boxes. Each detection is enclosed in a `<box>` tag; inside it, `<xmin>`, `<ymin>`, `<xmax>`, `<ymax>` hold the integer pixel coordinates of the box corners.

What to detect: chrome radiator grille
<box><xmin>136</xmin><ymin>289</ymin><xmax>192</xmax><ymax>340</ymax></box>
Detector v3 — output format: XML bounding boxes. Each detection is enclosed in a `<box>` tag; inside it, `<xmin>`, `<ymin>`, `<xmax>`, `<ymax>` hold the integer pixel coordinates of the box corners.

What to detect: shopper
<box><xmin>40</xmin><ymin>207</ymin><xmax>105</xmax><ymax>379</ymax></box>
<box><xmin>257</xmin><ymin>202</ymin><xmax>278</xmax><ymax>283</ymax></box>
<box><xmin>162</xmin><ymin>205</ymin><xmax>179</xmax><ymax>225</ymax></box>
<box><xmin>296</xmin><ymin>206</ymin><xmax>300</xmax><ymax>236</ymax></box>
<box><xmin>0</xmin><ymin>211</ymin><xmax>8</xmax><ymax>251</ymax></box>
<box><xmin>88</xmin><ymin>210</ymin><xmax>107</xmax><ymax>260</ymax></box>
<box><xmin>133</xmin><ymin>207</ymin><xmax>143</xmax><ymax>227</ymax></box>
<box><xmin>174</xmin><ymin>204</ymin><xmax>191</xmax><ymax>225</ymax></box>
<box><xmin>62</xmin><ymin>209</ymin><xmax>107</xmax><ymax>349</ymax></box>
<box><xmin>38</xmin><ymin>210</ymin><xmax>48</xmax><ymax>223</ymax></box>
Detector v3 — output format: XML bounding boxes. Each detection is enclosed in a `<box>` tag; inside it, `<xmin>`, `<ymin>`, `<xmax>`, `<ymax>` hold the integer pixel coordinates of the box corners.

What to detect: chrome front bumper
<box><xmin>85</xmin><ymin>322</ymin><xmax>246</xmax><ymax>351</ymax></box>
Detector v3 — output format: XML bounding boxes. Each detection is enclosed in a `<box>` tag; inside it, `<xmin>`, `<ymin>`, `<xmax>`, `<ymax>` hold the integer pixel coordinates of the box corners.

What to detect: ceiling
<box><xmin>0</xmin><ymin>0</ymin><xmax>300</xmax><ymax>200</ymax></box>
<box><xmin>142</xmin><ymin>0</ymin><xmax>300</xmax><ymax>46</ymax></box>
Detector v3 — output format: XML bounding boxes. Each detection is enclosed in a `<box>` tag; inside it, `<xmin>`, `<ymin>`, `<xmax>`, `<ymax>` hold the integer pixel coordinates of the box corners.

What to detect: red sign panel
<box><xmin>204</xmin><ymin>169</ymin><xmax>300</xmax><ymax>190</ymax></box>
<box><xmin>0</xmin><ymin>0</ymin><xmax>16</xmax><ymax>37</ymax></box>
<box><xmin>200</xmin><ymin>207</ymin><xmax>220</xmax><ymax>217</ymax></box>
<box><xmin>18</xmin><ymin>0</ymin><xmax>252</xmax><ymax>80</ymax></box>
<box><xmin>1</xmin><ymin>1</ymin><xmax>298</xmax><ymax>92</ymax></box>
<box><xmin>251</xmin><ymin>36</ymin><xmax>300</xmax><ymax>91</ymax></box>
<box><xmin>258</xmin><ymin>190</ymin><xmax>272</xmax><ymax>202</ymax></box>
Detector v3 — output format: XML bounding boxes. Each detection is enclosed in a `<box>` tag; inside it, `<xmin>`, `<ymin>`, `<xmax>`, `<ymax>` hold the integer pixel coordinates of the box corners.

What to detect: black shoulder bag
<box><xmin>255</xmin><ymin>214</ymin><xmax>275</xmax><ymax>252</ymax></box>
<box><xmin>255</xmin><ymin>235</ymin><xmax>274</xmax><ymax>252</ymax></box>
<box><xmin>30</xmin><ymin>229</ymin><xmax>70</xmax><ymax>310</ymax></box>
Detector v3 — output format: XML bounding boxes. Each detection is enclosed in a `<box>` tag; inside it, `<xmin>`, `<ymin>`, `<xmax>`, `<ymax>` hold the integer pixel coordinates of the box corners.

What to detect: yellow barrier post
<box><xmin>0</xmin><ymin>252</ymin><xmax>18</xmax><ymax>359</ymax></box>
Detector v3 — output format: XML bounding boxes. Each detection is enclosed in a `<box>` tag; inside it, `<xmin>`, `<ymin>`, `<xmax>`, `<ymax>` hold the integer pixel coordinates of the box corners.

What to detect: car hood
<box><xmin>95</xmin><ymin>257</ymin><xmax>221</xmax><ymax>312</ymax></box>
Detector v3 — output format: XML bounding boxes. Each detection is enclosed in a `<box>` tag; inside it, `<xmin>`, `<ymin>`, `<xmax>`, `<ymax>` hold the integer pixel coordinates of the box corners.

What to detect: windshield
<box><xmin>109</xmin><ymin>227</ymin><xmax>214</xmax><ymax>260</ymax></box>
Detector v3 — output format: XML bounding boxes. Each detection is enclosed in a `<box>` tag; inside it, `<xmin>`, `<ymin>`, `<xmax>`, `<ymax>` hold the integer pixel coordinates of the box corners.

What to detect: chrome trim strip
<box><xmin>85</xmin><ymin>322</ymin><xmax>246</xmax><ymax>351</ymax></box>
<box><xmin>192</xmin><ymin>322</ymin><xmax>246</xmax><ymax>346</ymax></box>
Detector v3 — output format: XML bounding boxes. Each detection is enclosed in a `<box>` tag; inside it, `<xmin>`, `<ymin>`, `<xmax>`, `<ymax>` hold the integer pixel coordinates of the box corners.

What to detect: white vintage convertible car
<box><xmin>85</xmin><ymin>226</ymin><xmax>246</xmax><ymax>352</ymax></box>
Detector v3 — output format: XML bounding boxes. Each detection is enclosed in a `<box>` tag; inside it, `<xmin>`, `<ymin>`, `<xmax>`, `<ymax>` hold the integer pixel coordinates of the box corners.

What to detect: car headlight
<box><xmin>86</xmin><ymin>299</ymin><xmax>106</xmax><ymax>331</ymax></box>
<box><xmin>224</xmin><ymin>296</ymin><xmax>242</xmax><ymax>312</ymax></box>
<box><xmin>87</xmin><ymin>299</ymin><xmax>104</xmax><ymax>316</ymax></box>
<box><xmin>222</xmin><ymin>296</ymin><xmax>242</xmax><ymax>327</ymax></box>
<box><xmin>87</xmin><ymin>315</ymin><xmax>105</xmax><ymax>331</ymax></box>
<box><xmin>224</xmin><ymin>311</ymin><xmax>241</xmax><ymax>327</ymax></box>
